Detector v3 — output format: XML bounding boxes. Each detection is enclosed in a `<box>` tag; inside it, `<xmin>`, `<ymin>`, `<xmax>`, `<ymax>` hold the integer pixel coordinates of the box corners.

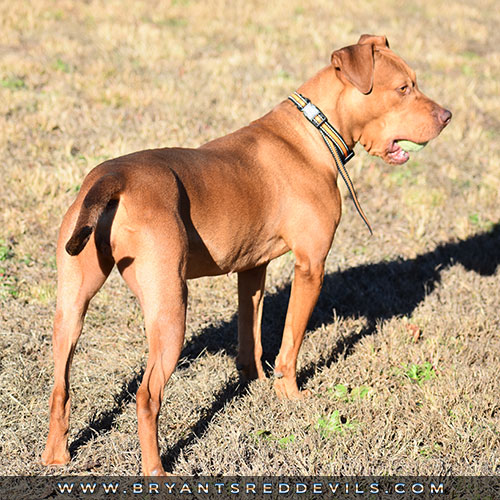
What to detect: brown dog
<box><xmin>42</xmin><ymin>35</ymin><xmax>451</xmax><ymax>475</ymax></box>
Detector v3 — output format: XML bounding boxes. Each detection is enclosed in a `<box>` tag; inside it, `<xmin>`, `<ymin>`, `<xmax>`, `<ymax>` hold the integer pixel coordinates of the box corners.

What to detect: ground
<box><xmin>0</xmin><ymin>0</ymin><xmax>499</xmax><ymax>475</ymax></box>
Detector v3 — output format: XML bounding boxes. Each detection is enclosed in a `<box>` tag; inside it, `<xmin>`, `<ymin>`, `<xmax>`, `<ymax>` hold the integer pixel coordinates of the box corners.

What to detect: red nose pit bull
<box><xmin>42</xmin><ymin>35</ymin><xmax>451</xmax><ymax>476</ymax></box>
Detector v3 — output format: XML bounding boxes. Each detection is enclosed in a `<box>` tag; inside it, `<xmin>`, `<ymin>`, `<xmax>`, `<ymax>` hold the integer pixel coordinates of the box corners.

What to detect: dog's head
<box><xmin>332</xmin><ymin>35</ymin><xmax>451</xmax><ymax>164</ymax></box>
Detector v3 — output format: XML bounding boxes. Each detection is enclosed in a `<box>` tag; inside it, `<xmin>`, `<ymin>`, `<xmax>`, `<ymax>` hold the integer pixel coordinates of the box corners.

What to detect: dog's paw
<box><xmin>41</xmin><ymin>448</ymin><xmax>70</xmax><ymax>466</ymax></box>
<box><xmin>274</xmin><ymin>378</ymin><xmax>311</xmax><ymax>400</ymax></box>
<box><xmin>236</xmin><ymin>360</ymin><xmax>266</xmax><ymax>382</ymax></box>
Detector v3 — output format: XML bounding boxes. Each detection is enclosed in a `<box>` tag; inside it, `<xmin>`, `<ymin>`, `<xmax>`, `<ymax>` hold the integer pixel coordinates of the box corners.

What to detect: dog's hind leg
<box><xmin>117</xmin><ymin>220</ymin><xmax>188</xmax><ymax>476</ymax></box>
<box><xmin>236</xmin><ymin>263</ymin><xmax>267</xmax><ymax>381</ymax></box>
<box><xmin>42</xmin><ymin>226</ymin><xmax>113</xmax><ymax>466</ymax></box>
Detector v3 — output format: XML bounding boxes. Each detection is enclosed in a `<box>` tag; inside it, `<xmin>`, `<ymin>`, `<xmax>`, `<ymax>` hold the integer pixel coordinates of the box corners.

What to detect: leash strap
<box><xmin>288</xmin><ymin>91</ymin><xmax>372</xmax><ymax>234</ymax></box>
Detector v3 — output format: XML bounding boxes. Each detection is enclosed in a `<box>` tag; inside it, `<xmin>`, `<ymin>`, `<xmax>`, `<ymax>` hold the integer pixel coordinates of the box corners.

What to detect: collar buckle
<box><xmin>302</xmin><ymin>102</ymin><xmax>327</xmax><ymax>128</ymax></box>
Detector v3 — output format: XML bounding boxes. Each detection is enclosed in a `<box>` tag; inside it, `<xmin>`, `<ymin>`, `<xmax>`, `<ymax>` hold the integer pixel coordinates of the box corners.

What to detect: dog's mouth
<box><xmin>386</xmin><ymin>140</ymin><xmax>428</xmax><ymax>165</ymax></box>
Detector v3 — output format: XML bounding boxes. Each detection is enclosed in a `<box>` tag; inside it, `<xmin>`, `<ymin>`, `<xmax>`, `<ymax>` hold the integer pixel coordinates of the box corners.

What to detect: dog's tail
<box><xmin>65</xmin><ymin>173</ymin><xmax>124</xmax><ymax>256</ymax></box>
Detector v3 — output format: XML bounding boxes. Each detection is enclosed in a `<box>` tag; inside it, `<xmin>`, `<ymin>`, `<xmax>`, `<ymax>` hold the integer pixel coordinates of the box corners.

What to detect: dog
<box><xmin>42</xmin><ymin>35</ymin><xmax>451</xmax><ymax>475</ymax></box>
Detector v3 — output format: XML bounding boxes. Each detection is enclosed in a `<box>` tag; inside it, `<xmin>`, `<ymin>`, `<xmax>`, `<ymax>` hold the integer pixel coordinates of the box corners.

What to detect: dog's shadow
<box><xmin>68</xmin><ymin>223</ymin><xmax>500</xmax><ymax>471</ymax></box>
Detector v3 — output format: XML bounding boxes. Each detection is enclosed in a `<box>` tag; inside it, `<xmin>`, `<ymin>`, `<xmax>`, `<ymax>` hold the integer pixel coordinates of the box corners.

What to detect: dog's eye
<box><xmin>397</xmin><ymin>85</ymin><xmax>409</xmax><ymax>95</ymax></box>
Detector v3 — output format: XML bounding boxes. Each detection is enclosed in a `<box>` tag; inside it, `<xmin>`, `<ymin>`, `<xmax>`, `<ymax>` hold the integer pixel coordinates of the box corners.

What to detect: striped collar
<box><xmin>288</xmin><ymin>91</ymin><xmax>372</xmax><ymax>234</ymax></box>
<box><xmin>288</xmin><ymin>91</ymin><xmax>354</xmax><ymax>164</ymax></box>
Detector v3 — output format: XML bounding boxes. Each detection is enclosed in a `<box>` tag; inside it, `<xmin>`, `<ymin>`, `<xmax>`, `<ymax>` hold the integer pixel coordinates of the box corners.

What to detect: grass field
<box><xmin>0</xmin><ymin>0</ymin><xmax>499</xmax><ymax>476</ymax></box>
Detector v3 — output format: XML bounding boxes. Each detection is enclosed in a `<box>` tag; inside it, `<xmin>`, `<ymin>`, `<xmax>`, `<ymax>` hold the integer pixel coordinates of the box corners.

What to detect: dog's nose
<box><xmin>439</xmin><ymin>108</ymin><xmax>452</xmax><ymax>126</ymax></box>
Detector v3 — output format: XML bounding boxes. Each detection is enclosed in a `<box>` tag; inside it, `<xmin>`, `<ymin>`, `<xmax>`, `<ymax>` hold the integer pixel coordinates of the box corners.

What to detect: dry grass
<box><xmin>1</xmin><ymin>0</ymin><xmax>499</xmax><ymax>476</ymax></box>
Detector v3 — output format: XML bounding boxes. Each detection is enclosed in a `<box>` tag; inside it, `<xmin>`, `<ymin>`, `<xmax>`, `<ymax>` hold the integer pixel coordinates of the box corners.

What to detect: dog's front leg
<box><xmin>274</xmin><ymin>252</ymin><xmax>325</xmax><ymax>399</ymax></box>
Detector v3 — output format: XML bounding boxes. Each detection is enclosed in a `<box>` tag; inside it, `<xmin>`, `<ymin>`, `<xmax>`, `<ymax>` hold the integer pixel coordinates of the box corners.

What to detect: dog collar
<box><xmin>288</xmin><ymin>91</ymin><xmax>372</xmax><ymax>234</ymax></box>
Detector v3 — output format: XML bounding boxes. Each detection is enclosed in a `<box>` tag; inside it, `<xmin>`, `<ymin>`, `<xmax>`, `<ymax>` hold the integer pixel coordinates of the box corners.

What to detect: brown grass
<box><xmin>0</xmin><ymin>0</ymin><xmax>499</xmax><ymax>476</ymax></box>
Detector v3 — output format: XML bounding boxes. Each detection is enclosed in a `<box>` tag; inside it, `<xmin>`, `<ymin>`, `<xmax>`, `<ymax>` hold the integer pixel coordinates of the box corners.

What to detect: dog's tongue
<box><xmin>388</xmin><ymin>141</ymin><xmax>409</xmax><ymax>163</ymax></box>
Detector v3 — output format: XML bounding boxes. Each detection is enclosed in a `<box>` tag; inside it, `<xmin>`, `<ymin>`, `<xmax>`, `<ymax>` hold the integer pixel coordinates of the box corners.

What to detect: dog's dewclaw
<box><xmin>397</xmin><ymin>140</ymin><xmax>428</xmax><ymax>152</ymax></box>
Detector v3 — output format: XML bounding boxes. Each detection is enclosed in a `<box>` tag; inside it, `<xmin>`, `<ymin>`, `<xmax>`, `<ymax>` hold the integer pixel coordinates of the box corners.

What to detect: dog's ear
<box><xmin>331</xmin><ymin>35</ymin><xmax>389</xmax><ymax>94</ymax></box>
<box><xmin>357</xmin><ymin>34</ymin><xmax>390</xmax><ymax>49</ymax></box>
<box><xmin>331</xmin><ymin>43</ymin><xmax>375</xmax><ymax>95</ymax></box>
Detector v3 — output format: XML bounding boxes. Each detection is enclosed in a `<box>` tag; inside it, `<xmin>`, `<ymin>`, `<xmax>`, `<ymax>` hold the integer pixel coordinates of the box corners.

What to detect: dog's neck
<box><xmin>296</xmin><ymin>65</ymin><xmax>356</xmax><ymax>148</ymax></box>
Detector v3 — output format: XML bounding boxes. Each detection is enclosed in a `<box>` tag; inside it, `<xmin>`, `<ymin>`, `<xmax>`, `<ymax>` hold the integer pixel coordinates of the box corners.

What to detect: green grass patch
<box><xmin>0</xmin><ymin>76</ymin><xmax>26</xmax><ymax>90</ymax></box>
<box><xmin>316</xmin><ymin>410</ymin><xmax>358</xmax><ymax>438</ymax></box>
<box><xmin>461</xmin><ymin>64</ymin><xmax>474</xmax><ymax>76</ymax></box>
<box><xmin>277</xmin><ymin>70</ymin><xmax>291</xmax><ymax>80</ymax></box>
<box><xmin>404</xmin><ymin>362</ymin><xmax>436</xmax><ymax>385</ymax></box>
<box><xmin>0</xmin><ymin>268</ymin><xmax>18</xmax><ymax>299</ymax></box>
<box><xmin>0</xmin><ymin>240</ymin><xmax>14</xmax><ymax>261</ymax></box>
<box><xmin>53</xmin><ymin>58</ymin><xmax>71</xmax><ymax>73</ymax></box>
<box><xmin>419</xmin><ymin>441</ymin><xmax>444</xmax><ymax>457</ymax></box>
<box><xmin>353</xmin><ymin>245</ymin><xmax>367</xmax><ymax>255</ymax></box>
<box><xmin>328</xmin><ymin>384</ymin><xmax>373</xmax><ymax>402</ymax></box>
<box><xmin>461</xmin><ymin>50</ymin><xmax>481</xmax><ymax>60</ymax></box>
<box><xmin>255</xmin><ymin>430</ymin><xmax>296</xmax><ymax>448</ymax></box>
<box><xmin>469</xmin><ymin>213</ymin><xmax>494</xmax><ymax>230</ymax></box>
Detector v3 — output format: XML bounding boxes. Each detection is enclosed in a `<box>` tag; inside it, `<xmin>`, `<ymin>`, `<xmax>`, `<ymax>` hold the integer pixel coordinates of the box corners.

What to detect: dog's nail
<box><xmin>274</xmin><ymin>370</ymin><xmax>283</xmax><ymax>379</ymax></box>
